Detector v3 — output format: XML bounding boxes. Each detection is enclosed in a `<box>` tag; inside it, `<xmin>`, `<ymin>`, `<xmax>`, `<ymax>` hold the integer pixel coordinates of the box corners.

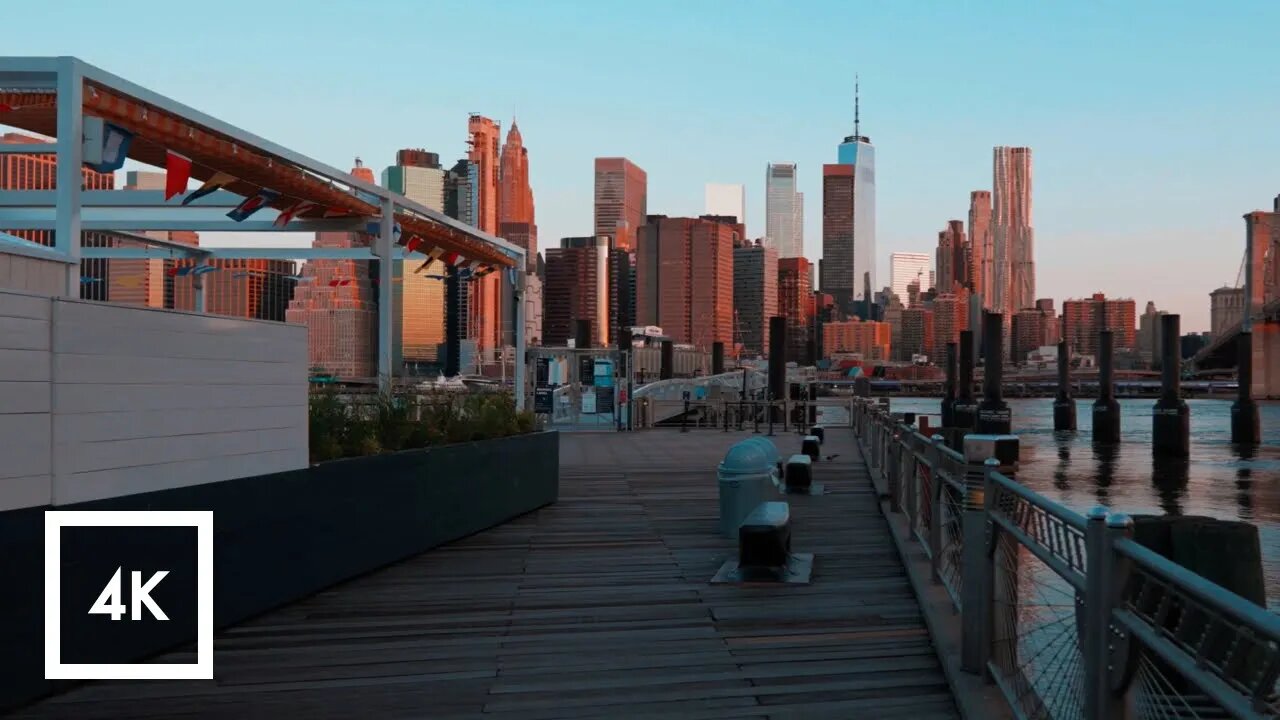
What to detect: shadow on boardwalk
<box><xmin>16</xmin><ymin>429</ymin><xmax>958</xmax><ymax>720</ymax></box>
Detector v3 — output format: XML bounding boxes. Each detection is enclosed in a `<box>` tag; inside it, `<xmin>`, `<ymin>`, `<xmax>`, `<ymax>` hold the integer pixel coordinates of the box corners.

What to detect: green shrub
<box><xmin>308</xmin><ymin>386</ymin><xmax>537</xmax><ymax>463</ymax></box>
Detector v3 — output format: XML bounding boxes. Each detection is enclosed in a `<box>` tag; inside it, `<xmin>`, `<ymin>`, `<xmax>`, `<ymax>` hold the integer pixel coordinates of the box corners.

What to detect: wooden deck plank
<box><xmin>12</xmin><ymin>428</ymin><xmax>958</xmax><ymax>719</ymax></box>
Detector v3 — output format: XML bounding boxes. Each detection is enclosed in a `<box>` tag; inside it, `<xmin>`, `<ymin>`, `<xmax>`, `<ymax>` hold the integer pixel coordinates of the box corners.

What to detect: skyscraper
<box><xmin>499</xmin><ymin>121</ymin><xmax>538</xmax><ymax>349</ymax></box>
<box><xmin>889</xmin><ymin>252</ymin><xmax>933</xmax><ymax>304</ymax></box>
<box><xmin>777</xmin><ymin>257</ymin><xmax>814</xmax><ymax>363</ymax></box>
<box><xmin>544</xmin><ymin>236</ymin><xmax>611</xmax><ymax>347</ymax></box>
<box><xmin>499</xmin><ymin>120</ymin><xmax>537</xmax><ymax>267</ymax></box>
<box><xmin>936</xmin><ymin>220</ymin><xmax>967</xmax><ymax>294</ymax></box>
<box><xmin>467</xmin><ymin>115</ymin><xmax>502</xmax><ymax>358</ymax></box>
<box><xmin>635</xmin><ymin>216</ymin><xmax>734</xmax><ymax>351</ymax></box>
<box><xmin>793</xmin><ymin>192</ymin><xmax>804</xmax><ymax>258</ymax></box>
<box><xmin>968</xmin><ymin>190</ymin><xmax>992</xmax><ymax>304</ymax></box>
<box><xmin>765</xmin><ymin>163</ymin><xmax>800</xmax><ymax>258</ymax></box>
<box><xmin>820</xmin><ymin>164</ymin><xmax>854</xmax><ymax>309</ymax></box>
<box><xmin>1062</xmin><ymin>293</ymin><xmax>1137</xmax><ymax>356</ymax></box>
<box><xmin>733</xmin><ymin>240</ymin><xmax>778</xmax><ymax>357</ymax></box>
<box><xmin>705</xmin><ymin>183</ymin><xmax>745</xmax><ymax>225</ymax></box>
<box><xmin>111</xmin><ymin>171</ymin><xmax>200</xmax><ymax>309</ymax></box>
<box><xmin>382</xmin><ymin>150</ymin><xmax>446</xmax><ymax>368</ymax></box>
<box><xmin>284</xmin><ymin>230</ymin><xmax>376</xmax><ymax>380</ymax></box>
<box><xmin>594</xmin><ymin>157</ymin><xmax>647</xmax><ymax>252</ymax></box>
<box><xmin>833</xmin><ymin>87</ymin><xmax>877</xmax><ymax>300</ymax></box>
<box><xmin>0</xmin><ymin>132</ymin><xmax>115</xmax><ymax>300</ymax></box>
<box><xmin>993</xmin><ymin>147</ymin><xmax>1034</xmax><ymax>314</ymax></box>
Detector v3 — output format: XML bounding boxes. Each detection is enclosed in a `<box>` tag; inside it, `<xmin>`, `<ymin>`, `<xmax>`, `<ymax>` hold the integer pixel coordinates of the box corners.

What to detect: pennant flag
<box><xmin>182</xmin><ymin>172</ymin><xmax>235</xmax><ymax>206</ymax></box>
<box><xmin>227</xmin><ymin>188</ymin><xmax>281</xmax><ymax>222</ymax></box>
<box><xmin>440</xmin><ymin>251</ymin><xmax>461</xmax><ymax>267</ymax></box>
<box><xmin>192</xmin><ymin>265</ymin><xmax>217</xmax><ymax>276</ymax></box>
<box><xmin>86</xmin><ymin>123</ymin><xmax>133</xmax><ymax>174</ymax></box>
<box><xmin>414</xmin><ymin>247</ymin><xmax>445</xmax><ymax>274</ymax></box>
<box><xmin>474</xmin><ymin>265</ymin><xmax>496</xmax><ymax>278</ymax></box>
<box><xmin>273</xmin><ymin>199</ymin><xmax>317</xmax><ymax>228</ymax></box>
<box><xmin>164</xmin><ymin>151</ymin><xmax>192</xmax><ymax>201</ymax></box>
<box><xmin>79</xmin><ymin>276</ymin><xmax>102</xmax><ymax>284</ymax></box>
<box><xmin>328</xmin><ymin>278</ymin><xmax>353</xmax><ymax>287</ymax></box>
<box><xmin>0</xmin><ymin>103</ymin><xmax>15</xmax><ymax>112</ymax></box>
<box><xmin>166</xmin><ymin>265</ymin><xmax>190</xmax><ymax>277</ymax></box>
<box><xmin>403</xmin><ymin>236</ymin><xmax>424</xmax><ymax>254</ymax></box>
<box><xmin>285</xmin><ymin>274</ymin><xmax>308</xmax><ymax>282</ymax></box>
<box><xmin>323</xmin><ymin>207</ymin><xmax>355</xmax><ymax>218</ymax></box>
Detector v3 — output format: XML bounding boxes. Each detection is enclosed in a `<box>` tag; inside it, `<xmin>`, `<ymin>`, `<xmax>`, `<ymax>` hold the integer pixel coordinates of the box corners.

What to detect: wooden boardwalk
<box><xmin>16</xmin><ymin>428</ymin><xmax>958</xmax><ymax>720</ymax></box>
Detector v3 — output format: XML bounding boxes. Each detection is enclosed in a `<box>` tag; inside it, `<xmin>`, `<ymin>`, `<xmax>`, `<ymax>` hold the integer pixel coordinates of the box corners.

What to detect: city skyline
<box><xmin>7</xmin><ymin>1</ymin><xmax>1280</xmax><ymax>331</ymax></box>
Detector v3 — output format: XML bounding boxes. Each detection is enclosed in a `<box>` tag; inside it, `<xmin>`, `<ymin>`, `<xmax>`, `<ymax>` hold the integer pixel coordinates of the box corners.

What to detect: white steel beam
<box><xmin>377</xmin><ymin>198</ymin><xmax>395</xmax><ymax>391</ymax></box>
<box><xmin>0</xmin><ymin>189</ymin><xmax>260</xmax><ymax>208</ymax></box>
<box><xmin>80</xmin><ymin>247</ymin><xmax>432</xmax><ymax>260</ymax></box>
<box><xmin>1</xmin><ymin>207</ymin><xmax>366</xmax><ymax>233</ymax></box>
<box><xmin>53</xmin><ymin>57</ymin><xmax>83</xmax><ymax>295</ymax></box>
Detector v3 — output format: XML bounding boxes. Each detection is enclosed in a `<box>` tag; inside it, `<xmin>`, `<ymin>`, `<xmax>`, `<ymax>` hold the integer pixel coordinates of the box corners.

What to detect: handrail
<box><xmin>850</xmin><ymin>396</ymin><xmax>1280</xmax><ymax>720</ymax></box>
<box><xmin>1115</xmin><ymin>538</ymin><xmax>1280</xmax><ymax>642</ymax></box>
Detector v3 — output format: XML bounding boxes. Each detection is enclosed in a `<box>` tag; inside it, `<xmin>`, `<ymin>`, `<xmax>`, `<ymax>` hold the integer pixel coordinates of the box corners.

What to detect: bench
<box><xmin>738</xmin><ymin>501</ymin><xmax>791</xmax><ymax>573</ymax></box>
<box><xmin>801</xmin><ymin>435</ymin><xmax>820</xmax><ymax>461</ymax></box>
<box><xmin>785</xmin><ymin>454</ymin><xmax>813</xmax><ymax>491</ymax></box>
<box><xmin>809</xmin><ymin>426</ymin><xmax>824</xmax><ymax>444</ymax></box>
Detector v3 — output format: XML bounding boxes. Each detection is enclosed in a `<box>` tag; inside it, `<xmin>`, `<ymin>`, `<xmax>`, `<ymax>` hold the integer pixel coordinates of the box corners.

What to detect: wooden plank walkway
<box><xmin>16</xmin><ymin>428</ymin><xmax>958</xmax><ymax>720</ymax></box>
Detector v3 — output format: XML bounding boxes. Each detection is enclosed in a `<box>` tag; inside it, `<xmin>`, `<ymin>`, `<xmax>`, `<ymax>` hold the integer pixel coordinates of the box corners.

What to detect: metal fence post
<box><xmin>886</xmin><ymin>430</ymin><xmax>901</xmax><ymax>512</ymax></box>
<box><xmin>929</xmin><ymin>435</ymin><xmax>946</xmax><ymax>582</ymax></box>
<box><xmin>1085</xmin><ymin>509</ymin><xmax>1135</xmax><ymax>720</ymax></box>
<box><xmin>903</xmin><ymin>433</ymin><xmax>918</xmax><ymax>527</ymax></box>
<box><xmin>872</xmin><ymin>412</ymin><xmax>882</xmax><ymax>468</ymax></box>
<box><xmin>961</xmin><ymin>457</ymin><xmax>998</xmax><ymax>676</ymax></box>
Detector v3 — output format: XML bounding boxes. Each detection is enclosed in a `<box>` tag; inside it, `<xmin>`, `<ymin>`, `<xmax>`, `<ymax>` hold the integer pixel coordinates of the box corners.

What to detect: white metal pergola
<box><xmin>0</xmin><ymin>56</ymin><xmax>527</xmax><ymax>406</ymax></box>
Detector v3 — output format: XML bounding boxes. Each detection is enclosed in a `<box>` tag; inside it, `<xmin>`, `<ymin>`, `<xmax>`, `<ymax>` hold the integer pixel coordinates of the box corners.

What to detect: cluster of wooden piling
<box><xmin>936</xmin><ymin>311</ymin><xmax>1262</xmax><ymax>456</ymax></box>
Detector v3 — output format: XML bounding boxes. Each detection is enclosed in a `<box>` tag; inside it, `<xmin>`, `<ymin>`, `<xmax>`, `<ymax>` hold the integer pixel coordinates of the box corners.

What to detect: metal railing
<box><xmin>852</xmin><ymin>398</ymin><xmax>1280</xmax><ymax>720</ymax></box>
<box><xmin>634</xmin><ymin>396</ymin><xmax>858</xmax><ymax>432</ymax></box>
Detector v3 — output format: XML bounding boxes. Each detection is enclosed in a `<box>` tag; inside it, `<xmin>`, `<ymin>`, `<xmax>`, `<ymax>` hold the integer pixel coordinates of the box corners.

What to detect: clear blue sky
<box><xmin>10</xmin><ymin>0</ymin><xmax>1280</xmax><ymax>331</ymax></box>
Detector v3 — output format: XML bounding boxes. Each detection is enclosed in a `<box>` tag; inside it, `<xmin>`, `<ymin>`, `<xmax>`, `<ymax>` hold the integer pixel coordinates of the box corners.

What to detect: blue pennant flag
<box><xmin>227</xmin><ymin>189</ymin><xmax>281</xmax><ymax>222</ymax></box>
<box><xmin>85</xmin><ymin>123</ymin><xmax>133</xmax><ymax>174</ymax></box>
<box><xmin>191</xmin><ymin>265</ymin><xmax>217</xmax><ymax>276</ymax></box>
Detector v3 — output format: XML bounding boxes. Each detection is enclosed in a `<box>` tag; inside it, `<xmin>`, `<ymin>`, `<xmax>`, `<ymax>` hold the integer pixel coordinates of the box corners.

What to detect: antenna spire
<box><xmin>854</xmin><ymin>74</ymin><xmax>860</xmax><ymax>139</ymax></box>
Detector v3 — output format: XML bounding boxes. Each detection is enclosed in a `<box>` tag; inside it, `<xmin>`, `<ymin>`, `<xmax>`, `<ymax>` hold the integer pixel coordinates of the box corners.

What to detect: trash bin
<box><xmin>717</xmin><ymin>440</ymin><xmax>777</xmax><ymax>538</ymax></box>
<box><xmin>742</xmin><ymin>437</ymin><xmax>782</xmax><ymax>484</ymax></box>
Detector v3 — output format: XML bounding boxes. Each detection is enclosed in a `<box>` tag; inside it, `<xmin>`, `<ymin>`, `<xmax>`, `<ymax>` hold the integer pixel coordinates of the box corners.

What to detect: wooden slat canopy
<box><xmin>0</xmin><ymin>86</ymin><xmax>513</xmax><ymax>268</ymax></box>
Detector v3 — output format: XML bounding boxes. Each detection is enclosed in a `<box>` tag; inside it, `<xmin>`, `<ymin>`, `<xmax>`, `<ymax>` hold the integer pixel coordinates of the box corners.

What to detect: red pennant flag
<box><xmin>404</xmin><ymin>236</ymin><xmax>424</xmax><ymax>253</ymax></box>
<box><xmin>328</xmin><ymin>278</ymin><xmax>353</xmax><ymax>287</ymax></box>
<box><xmin>273</xmin><ymin>200</ymin><xmax>317</xmax><ymax>228</ymax></box>
<box><xmin>0</xmin><ymin>103</ymin><xmax>15</xmax><ymax>113</ymax></box>
<box><xmin>164</xmin><ymin>152</ymin><xmax>192</xmax><ymax>201</ymax></box>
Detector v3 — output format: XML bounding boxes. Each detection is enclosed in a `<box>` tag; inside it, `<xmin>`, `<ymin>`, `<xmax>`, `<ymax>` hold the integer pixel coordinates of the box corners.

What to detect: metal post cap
<box><xmin>1087</xmin><ymin>506</ymin><xmax>1108</xmax><ymax>521</ymax></box>
<box><xmin>983</xmin><ymin>458</ymin><xmax>1000</xmax><ymax>467</ymax></box>
<box><xmin>1106</xmin><ymin>512</ymin><xmax>1134</xmax><ymax>529</ymax></box>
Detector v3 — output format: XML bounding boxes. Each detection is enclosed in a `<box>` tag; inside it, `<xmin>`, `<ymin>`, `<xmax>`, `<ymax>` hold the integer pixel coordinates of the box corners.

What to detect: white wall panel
<box><xmin>0</xmin><ymin>289</ymin><xmax>308</xmax><ymax>510</ymax></box>
<box><xmin>0</xmin><ymin>290</ymin><xmax>52</xmax><ymax>509</ymax></box>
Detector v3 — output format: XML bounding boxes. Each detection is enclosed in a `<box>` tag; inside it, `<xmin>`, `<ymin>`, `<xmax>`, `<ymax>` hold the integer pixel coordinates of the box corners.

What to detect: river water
<box><xmin>884</xmin><ymin>397</ymin><xmax>1280</xmax><ymax>606</ymax></box>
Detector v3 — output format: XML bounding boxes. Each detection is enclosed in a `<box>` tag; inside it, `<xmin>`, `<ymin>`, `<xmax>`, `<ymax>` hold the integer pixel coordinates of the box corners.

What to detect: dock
<box><xmin>15</xmin><ymin>428</ymin><xmax>959</xmax><ymax>719</ymax></box>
